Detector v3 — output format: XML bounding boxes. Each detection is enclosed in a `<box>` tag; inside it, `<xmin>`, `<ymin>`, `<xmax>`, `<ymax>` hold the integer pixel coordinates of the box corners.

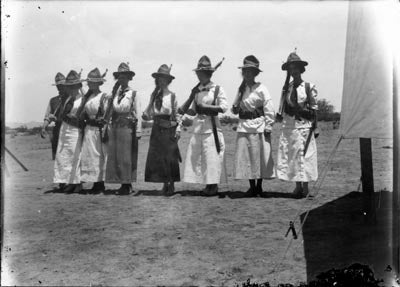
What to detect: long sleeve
<box><xmin>174</xmin><ymin>95</ymin><xmax>183</xmax><ymax>132</ymax></box>
<box><xmin>142</xmin><ymin>95</ymin><xmax>155</xmax><ymax>120</ymax></box>
<box><xmin>133</xmin><ymin>92</ymin><xmax>142</xmax><ymax>137</ymax></box>
<box><xmin>43</xmin><ymin>101</ymin><xmax>52</xmax><ymax>122</ymax></box>
<box><xmin>216</xmin><ymin>86</ymin><xmax>228</xmax><ymax>113</ymax></box>
<box><xmin>309</xmin><ymin>84</ymin><xmax>318</xmax><ymax>110</ymax></box>
<box><xmin>261</xmin><ymin>88</ymin><xmax>275</xmax><ymax>132</ymax></box>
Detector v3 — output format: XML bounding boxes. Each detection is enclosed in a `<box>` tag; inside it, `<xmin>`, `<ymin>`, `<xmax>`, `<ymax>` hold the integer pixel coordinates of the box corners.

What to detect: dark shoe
<box><xmin>63</xmin><ymin>184</ymin><xmax>75</xmax><ymax>193</ymax></box>
<box><xmin>292</xmin><ymin>187</ymin><xmax>304</xmax><ymax>199</ymax></box>
<box><xmin>161</xmin><ymin>184</ymin><xmax>169</xmax><ymax>195</ymax></box>
<box><xmin>165</xmin><ymin>184</ymin><xmax>175</xmax><ymax>197</ymax></box>
<box><xmin>256</xmin><ymin>185</ymin><xmax>263</xmax><ymax>197</ymax></box>
<box><xmin>90</xmin><ymin>182</ymin><xmax>105</xmax><ymax>194</ymax></box>
<box><xmin>245</xmin><ymin>187</ymin><xmax>257</xmax><ymax>198</ymax></box>
<box><xmin>201</xmin><ymin>185</ymin><xmax>218</xmax><ymax>197</ymax></box>
<box><xmin>73</xmin><ymin>184</ymin><xmax>83</xmax><ymax>194</ymax></box>
<box><xmin>116</xmin><ymin>184</ymin><xmax>131</xmax><ymax>195</ymax></box>
<box><xmin>58</xmin><ymin>183</ymin><xmax>66</xmax><ymax>191</ymax></box>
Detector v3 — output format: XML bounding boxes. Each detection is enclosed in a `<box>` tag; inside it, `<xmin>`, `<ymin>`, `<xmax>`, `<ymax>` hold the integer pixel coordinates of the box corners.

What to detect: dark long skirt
<box><xmin>106</xmin><ymin>125</ymin><xmax>138</xmax><ymax>184</ymax></box>
<box><xmin>145</xmin><ymin>124</ymin><xmax>181</xmax><ymax>182</ymax></box>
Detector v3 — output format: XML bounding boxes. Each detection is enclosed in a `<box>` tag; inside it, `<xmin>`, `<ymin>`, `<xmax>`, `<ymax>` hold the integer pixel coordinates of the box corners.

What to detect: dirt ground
<box><xmin>1</xmin><ymin>122</ymin><xmax>394</xmax><ymax>286</ymax></box>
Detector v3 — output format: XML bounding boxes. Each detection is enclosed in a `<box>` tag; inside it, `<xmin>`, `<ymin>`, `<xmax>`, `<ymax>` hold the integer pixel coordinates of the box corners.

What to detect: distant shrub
<box><xmin>28</xmin><ymin>126</ymin><xmax>42</xmax><ymax>135</ymax></box>
<box><xmin>142</xmin><ymin>121</ymin><xmax>153</xmax><ymax>129</ymax></box>
<box><xmin>220</xmin><ymin>115</ymin><xmax>239</xmax><ymax>125</ymax></box>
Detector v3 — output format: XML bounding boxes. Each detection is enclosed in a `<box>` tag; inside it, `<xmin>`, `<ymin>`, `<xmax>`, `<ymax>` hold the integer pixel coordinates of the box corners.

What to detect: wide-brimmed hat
<box><xmin>52</xmin><ymin>72</ymin><xmax>66</xmax><ymax>86</ymax></box>
<box><xmin>238</xmin><ymin>55</ymin><xmax>263</xmax><ymax>72</ymax></box>
<box><xmin>193</xmin><ymin>55</ymin><xmax>215</xmax><ymax>72</ymax></box>
<box><xmin>152</xmin><ymin>64</ymin><xmax>175</xmax><ymax>80</ymax></box>
<box><xmin>113</xmin><ymin>62</ymin><xmax>135</xmax><ymax>78</ymax></box>
<box><xmin>281</xmin><ymin>52</ymin><xmax>308</xmax><ymax>71</ymax></box>
<box><xmin>64</xmin><ymin>70</ymin><xmax>84</xmax><ymax>86</ymax></box>
<box><xmin>86</xmin><ymin>68</ymin><xmax>107</xmax><ymax>83</ymax></box>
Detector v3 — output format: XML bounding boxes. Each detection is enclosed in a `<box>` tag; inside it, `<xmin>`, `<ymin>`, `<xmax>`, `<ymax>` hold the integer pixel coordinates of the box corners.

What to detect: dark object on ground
<box><xmin>236</xmin><ymin>263</ymin><xmax>384</xmax><ymax>287</ymax></box>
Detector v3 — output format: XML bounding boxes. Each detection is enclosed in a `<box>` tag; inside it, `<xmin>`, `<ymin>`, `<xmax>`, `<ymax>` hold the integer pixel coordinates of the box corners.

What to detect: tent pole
<box><xmin>393</xmin><ymin>57</ymin><xmax>399</xmax><ymax>275</ymax></box>
<box><xmin>360</xmin><ymin>138</ymin><xmax>375</xmax><ymax>222</ymax></box>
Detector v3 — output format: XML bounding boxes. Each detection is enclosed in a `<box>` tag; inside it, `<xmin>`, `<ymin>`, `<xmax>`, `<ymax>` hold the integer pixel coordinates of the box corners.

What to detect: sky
<box><xmin>3</xmin><ymin>0</ymin><xmax>349</xmax><ymax>124</ymax></box>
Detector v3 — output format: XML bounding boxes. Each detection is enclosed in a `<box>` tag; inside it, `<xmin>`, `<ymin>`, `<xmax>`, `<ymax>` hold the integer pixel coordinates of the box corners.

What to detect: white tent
<box><xmin>339</xmin><ymin>0</ymin><xmax>400</xmax><ymax>276</ymax></box>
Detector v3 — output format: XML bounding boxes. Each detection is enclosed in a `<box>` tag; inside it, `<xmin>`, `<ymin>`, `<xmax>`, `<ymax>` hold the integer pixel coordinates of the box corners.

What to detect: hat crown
<box><xmin>54</xmin><ymin>72</ymin><xmax>66</xmax><ymax>85</ymax></box>
<box><xmin>243</xmin><ymin>55</ymin><xmax>260</xmax><ymax>67</ymax></box>
<box><xmin>157</xmin><ymin>64</ymin><xmax>171</xmax><ymax>74</ymax></box>
<box><xmin>286</xmin><ymin>52</ymin><xmax>302</xmax><ymax>63</ymax></box>
<box><xmin>87</xmin><ymin>68</ymin><xmax>101</xmax><ymax>79</ymax></box>
<box><xmin>197</xmin><ymin>55</ymin><xmax>212</xmax><ymax>69</ymax></box>
<box><xmin>118</xmin><ymin>62</ymin><xmax>131</xmax><ymax>73</ymax></box>
<box><xmin>65</xmin><ymin>70</ymin><xmax>81</xmax><ymax>83</ymax></box>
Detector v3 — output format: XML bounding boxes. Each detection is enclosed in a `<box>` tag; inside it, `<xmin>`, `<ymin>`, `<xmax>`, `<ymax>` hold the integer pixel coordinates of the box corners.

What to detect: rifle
<box><xmin>178</xmin><ymin>83</ymin><xmax>201</xmax><ymax>115</ymax></box>
<box><xmin>102</xmin><ymin>81</ymin><xmax>121</xmax><ymax>143</ymax></box>
<box><xmin>178</xmin><ymin>57</ymin><xmax>225</xmax><ymax>115</ymax></box>
<box><xmin>276</xmin><ymin>71</ymin><xmax>291</xmax><ymax>122</ymax></box>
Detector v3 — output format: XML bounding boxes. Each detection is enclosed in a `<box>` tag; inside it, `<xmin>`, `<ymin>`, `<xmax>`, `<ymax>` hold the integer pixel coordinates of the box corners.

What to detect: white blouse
<box><xmin>231</xmin><ymin>82</ymin><xmax>275</xmax><ymax>133</ymax></box>
<box><xmin>280</xmin><ymin>81</ymin><xmax>318</xmax><ymax>129</ymax></box>
<box><xmin>65</xmin><ymin>94</ymin><xmax>83</xmax><ymax>116</ymax></box>
<box><xmin>190</xmin><ymin>81</ymin><xmax>228</xmax><ymax>134</ymax></box>
<box><xmin>84</xmin><ymin>92</ymin><xmax>109</xmax><ymax>119</ymax></box>
<box><xmin>112</xmin><ymin>86</ymin><xmax>142</xmax><ymax>135</ymax></box>
<box><xmin>143</xmin><ymin>91</ymin><xmax>182</xmax><ymax>131</ymax></box>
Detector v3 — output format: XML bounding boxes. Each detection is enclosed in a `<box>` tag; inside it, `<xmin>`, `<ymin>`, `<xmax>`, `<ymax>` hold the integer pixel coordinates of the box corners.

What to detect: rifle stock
<box><xmin>178</xmin><ymin>82</ymin><xmax>201</xmax><ymax>115</ymax></box>
<box><xmin>276</xmin><ymin>71</ymin><xmax>291</xmax><ymax>122</ymax></box>
<box><xmin>102</xmin><ymin>82</ymin><xmax>121</xmax><ymax>143</ymax></box>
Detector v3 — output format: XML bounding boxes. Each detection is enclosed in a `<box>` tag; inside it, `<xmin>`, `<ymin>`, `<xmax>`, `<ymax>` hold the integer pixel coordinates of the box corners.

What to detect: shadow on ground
<box><xmin>301</xmin><ymin>190</ymin><xmax>393</xmax><ymax>282</ymax></box>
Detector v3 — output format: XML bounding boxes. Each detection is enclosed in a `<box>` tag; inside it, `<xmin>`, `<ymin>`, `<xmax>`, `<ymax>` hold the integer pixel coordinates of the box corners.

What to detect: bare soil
<box><xmin>2</xmin><ymin>122</ymin><xmax>394</xmax><ymax>286</ymax></box>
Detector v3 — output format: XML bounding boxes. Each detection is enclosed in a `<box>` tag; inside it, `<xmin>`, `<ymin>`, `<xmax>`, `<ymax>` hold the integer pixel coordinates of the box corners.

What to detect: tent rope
<box><xmin>271</xmin><ymin>135</ymin><xmax>343</xmax><ymax>282</ymax></box>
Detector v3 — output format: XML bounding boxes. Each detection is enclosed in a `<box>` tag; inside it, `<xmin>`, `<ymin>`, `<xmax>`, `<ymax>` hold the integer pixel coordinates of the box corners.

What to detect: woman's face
<box><xmin>288</xmin><ymin>64</ymin><xmax>302</xmax><ymax>79</ymax></box>
<box><xmin>65</xmin><ymin>85</ymin><xmax>80</xmax><ymax>95</ymax></box>
<box><xmin>196</xmin><ymin>71</ymin><xmax>211</xmax><ymax>84</ymax></box>
<box><xmin>87</xmin><ymin>81</ymin><xmax>102</xmax><ymax>90</ymax></box>
<box><xmin>117</xmin><ymin>74</ymin><xmax>131</xmax><ymax>86</ymax></box>
<box><xmin>156</xmin><ymin>76</ymin><xmax>170</xmax><ymax>89</ymax></box>
<box><xmin>242</xmin><ymin>68</ymin><xmax>257</xmax><ymax>82</ymax></box>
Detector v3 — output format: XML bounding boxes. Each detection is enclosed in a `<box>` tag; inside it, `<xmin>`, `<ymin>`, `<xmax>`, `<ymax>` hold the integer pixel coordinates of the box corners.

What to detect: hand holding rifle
<box><xmin>102</xmin><ymin>81</ymin><xmax>121</xmax><ymax>143</ymax></box>
<box><xmin>276</xmin><ymin>71</ymin><xmax>291</xmax><ymax>123</ymax></box>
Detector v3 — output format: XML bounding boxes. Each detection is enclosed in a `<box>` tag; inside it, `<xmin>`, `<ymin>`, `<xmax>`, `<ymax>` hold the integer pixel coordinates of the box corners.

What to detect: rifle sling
<box><xmin>210</xmin><ymin>86</ymin><xmax>221</xmax><ymax>154</ymax></box>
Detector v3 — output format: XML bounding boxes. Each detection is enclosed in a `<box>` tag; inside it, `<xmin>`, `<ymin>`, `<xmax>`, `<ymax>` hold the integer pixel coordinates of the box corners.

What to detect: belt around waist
<box><xmin>239</xmin><ymin>111</ymin><xmax>262</xmax><ymax>120</ymax></box>
<box><xmin>153</xmin><ymin>116</ymin><xmax>177</xmax><ymax>128</ymax></box>
<box><xmin>112</xmin><ymin>116</ymin><xmax>137</xmax><ymax>128</ymax></box>
<box><xmin>63</xmin><ymin>116</ymin><xmax>82</xmax><ymax>128</ymax></box>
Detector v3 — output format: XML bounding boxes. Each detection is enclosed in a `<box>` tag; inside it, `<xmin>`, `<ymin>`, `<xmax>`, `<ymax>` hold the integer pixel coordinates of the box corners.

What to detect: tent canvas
<box><xmin>339</xmin><ymin>0</ymin><xmax>400</xmax><ymax>276</ymax></box>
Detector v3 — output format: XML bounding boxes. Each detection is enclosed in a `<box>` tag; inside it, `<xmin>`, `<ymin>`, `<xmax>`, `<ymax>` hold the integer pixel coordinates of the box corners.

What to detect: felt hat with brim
<box><xmin>238</xmin><ymin>55</ymin><xmax>263</xmax><ymax>72</ymax></box>
<box><xmin>281</xmin><ymin>52</ymin><xmax>308</xmax><ymax>71</ymax></box>
<box><xmin>113</xmin><ymin>62</ymin><xmax>135</xmax><ymax>78</ymax></box>
<box><xmin>52</xmin><ymin>72</ymin><xmax>66</xmax><ymax>86</ymax></box>
<box><xmin>152</xmin><ymin>64</ymin><xmax>175</xmax><ymax>80</ymax></box>
<box><xmin>86</xmin><ymin>68</ymin><xmax>107</xmax><ymax>83</ymax></box>
<box><xmin>64</xmin><ymin>70</ymin><xmax>84</xmax><ymax>85</ymax></box>
<box><xmin>193</xmin><ymin>55</ymin><xmax>215</xmax><ymax>72</ymax></box>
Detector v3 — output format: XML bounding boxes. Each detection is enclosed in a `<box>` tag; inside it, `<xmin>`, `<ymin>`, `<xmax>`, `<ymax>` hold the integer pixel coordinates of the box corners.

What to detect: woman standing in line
<box><xmin>179</xmin><ymin>55</ymin><xmax>227</xmax><ymax>196</ymax></box>
<box><xmin>54</xmin><ymin>70</ymin><xmax>85</xmax><ymax>193</ymax></box>
<box><xmin>232</xmin><ymin>55</ymin><xmax>275</xmax><ymax>197</ymax></box>
<box><xmin>105</xmin><ymin>62</ymin><xmax>142</xmax><ymax>195</ymax></box>
<box><xmin>142</xmin><ymin>64</ymin><xmax>181</xmax><ymax>196</ymax></box>
<box><xmin>276</xmin><ymin>51</ymin><xmax>318</xmax><ymax>198</ymax></box>
<box><xmin>79</xmin><ymin>68</ymin><xmax>109</xmax><ymax>194</ymax></box>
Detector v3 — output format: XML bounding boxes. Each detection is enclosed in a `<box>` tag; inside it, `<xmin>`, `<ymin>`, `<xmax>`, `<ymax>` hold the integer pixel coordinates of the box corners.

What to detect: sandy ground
<box><xmin>1</xmin><ymin>122</ymin><xmax>394</xmax><ymax>286</ymax></box>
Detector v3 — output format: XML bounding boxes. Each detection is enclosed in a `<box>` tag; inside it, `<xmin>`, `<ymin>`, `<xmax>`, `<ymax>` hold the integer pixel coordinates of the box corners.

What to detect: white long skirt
<box><xmin>80</xmin><ymin>125</ymin><xmax>107</xmax><ymax>182</ymax></box>
<box><xmin>234</xmin><ymin>132</ymin><xmax>275</xmax><ymax>180</ymax></box>
<box><xmin>183</xmin><ymin>132</ymin><xmax>225</xmax><ymax>184</ymax></box>
<box><xmin>54</xmin><ymin>122</ymin><xmax>82</xmax><ymax>184</ymax></box>
<box><xmin>277</xmin><ymin>127</ymin><xmax>318</xmax><ymax>182</ymax></box>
